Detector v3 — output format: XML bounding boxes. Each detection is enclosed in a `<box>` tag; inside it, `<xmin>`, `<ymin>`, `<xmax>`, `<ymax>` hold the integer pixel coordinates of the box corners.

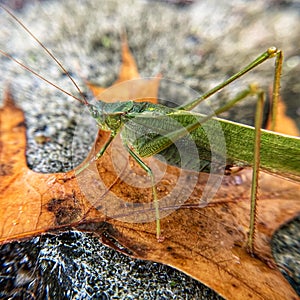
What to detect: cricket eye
<box><xmin>89</xmin><ymin>106</ymin><xmax>99</xmax><ymax>119</ymax></box>
<box><xmin>92</xmin><ymin>110</ymin><xmax>98</xmax><ymax>119</ymax></box>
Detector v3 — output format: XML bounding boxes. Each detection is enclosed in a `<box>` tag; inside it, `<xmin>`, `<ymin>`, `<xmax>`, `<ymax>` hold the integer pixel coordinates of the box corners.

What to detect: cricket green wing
<box><xmin>208</xmin><ymin>117</ymin><xmax>300</xmax><ymax>181</ymax></box>
<box><xmin>121</xmin><ymin>107</ymin><xmax>300</xmax><ymax>182</ymax></box>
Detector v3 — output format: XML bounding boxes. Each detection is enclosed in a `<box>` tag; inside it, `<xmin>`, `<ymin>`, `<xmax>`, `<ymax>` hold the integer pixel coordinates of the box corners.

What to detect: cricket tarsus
<box><xmin>1</xmin><ymin>5</ymin><xmax>285</xmax><ymax>251</ymax></box>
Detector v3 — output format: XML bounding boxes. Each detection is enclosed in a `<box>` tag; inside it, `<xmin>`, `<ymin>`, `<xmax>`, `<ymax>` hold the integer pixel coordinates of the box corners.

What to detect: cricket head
<box><xmin>87</xmin><ymin>100</ymin><xmax>134</xmax><ymax>132</ymax></box>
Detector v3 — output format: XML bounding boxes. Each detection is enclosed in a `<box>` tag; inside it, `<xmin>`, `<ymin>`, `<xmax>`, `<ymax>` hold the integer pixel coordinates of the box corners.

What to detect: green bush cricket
<box><xmin>1</xmin><ymin>5</ymin><xmax>299</xmax><ymax>254</ymax></box>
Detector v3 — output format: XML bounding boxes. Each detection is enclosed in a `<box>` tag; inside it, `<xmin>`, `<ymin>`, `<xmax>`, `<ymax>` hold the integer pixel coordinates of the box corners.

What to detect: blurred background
<box><xmin>0</xmin><ymin>0</ymin><xmax>299</xmax><ymax>298</ymax></box>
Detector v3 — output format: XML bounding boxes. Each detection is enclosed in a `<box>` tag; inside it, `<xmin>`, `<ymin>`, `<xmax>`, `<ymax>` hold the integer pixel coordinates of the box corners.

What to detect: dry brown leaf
<box><xmin>0</xmin><ymin>40</ymin><xmax>300</xmax><ymax>300</ymax></box>
<box><xmin>266</xmin><ymin>92</ymin><xmax>299</xmax><ymax>136</ymax></box>
<box><xmin>86</xmin><ymin>35</ymin><xmax>161</xmax><ymax>104</ymax></box>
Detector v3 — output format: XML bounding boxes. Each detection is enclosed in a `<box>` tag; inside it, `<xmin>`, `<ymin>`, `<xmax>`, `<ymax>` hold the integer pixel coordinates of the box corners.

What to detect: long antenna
<box><xmin>0</xmin><ymin>4</ymin><xmax>89</xmax><ymax>106</ymax></box>
<box><xmin>0</xmin><ymin>49</ymin><xmax>86</xmax><ymax>104</ymax></box>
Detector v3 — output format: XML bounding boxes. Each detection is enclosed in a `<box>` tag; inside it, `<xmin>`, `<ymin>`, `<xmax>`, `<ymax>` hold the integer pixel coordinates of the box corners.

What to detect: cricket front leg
<box><xmin>124</xmin><ymin>144</ymin><xmax>163</xmax><ymax>242</ymax></box>
<box><xmin>75</xmin><ymin>133</ymin><xmax>116</xmax><ymax>176</ymax></box>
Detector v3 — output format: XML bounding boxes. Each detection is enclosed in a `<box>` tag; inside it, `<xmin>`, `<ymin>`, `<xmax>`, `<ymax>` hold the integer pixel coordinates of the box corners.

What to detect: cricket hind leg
<box><xmin>214</xmin><ymin>84</ymin><xmax>281</xmax><ymax>255</ymax></box>
<box><xmin>191</xmin><ymin>49</ymin><xmax>283</xmax><ymax>255</ymax></box>
<box><xmin>247</xmin><ymin>89</ymin><xmax>265</xmax><ymax>255</ymax></box>
<box><xmin>124</xmin><ymin>144</ymin><xmax>163</xmax><ymax>242</ymax></box>
<box><xmin>270</xmin><ymin>49</ymin><xmax>283</xmax><ymax>131</ymax></box>
<box><xmin>179</xmin><ymin>47</ymin><xmax>282</xmax><ymax>113</ymax></box>
<box><xmin>220</xmin><ymin>51</ymin><xmax>283</xmax><ymax>255</ymax></box>
<box><xmin>210</xmin><ymin>85</ymin><xmax>270</xmax><ymax>255</ymax></box>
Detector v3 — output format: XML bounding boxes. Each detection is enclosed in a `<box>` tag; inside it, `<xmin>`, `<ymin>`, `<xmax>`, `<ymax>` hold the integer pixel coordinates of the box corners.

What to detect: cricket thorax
<box><xmin>88</xmin><ymin>100</ymin><xmax>138</xmax><ymax>132</ymax></box>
